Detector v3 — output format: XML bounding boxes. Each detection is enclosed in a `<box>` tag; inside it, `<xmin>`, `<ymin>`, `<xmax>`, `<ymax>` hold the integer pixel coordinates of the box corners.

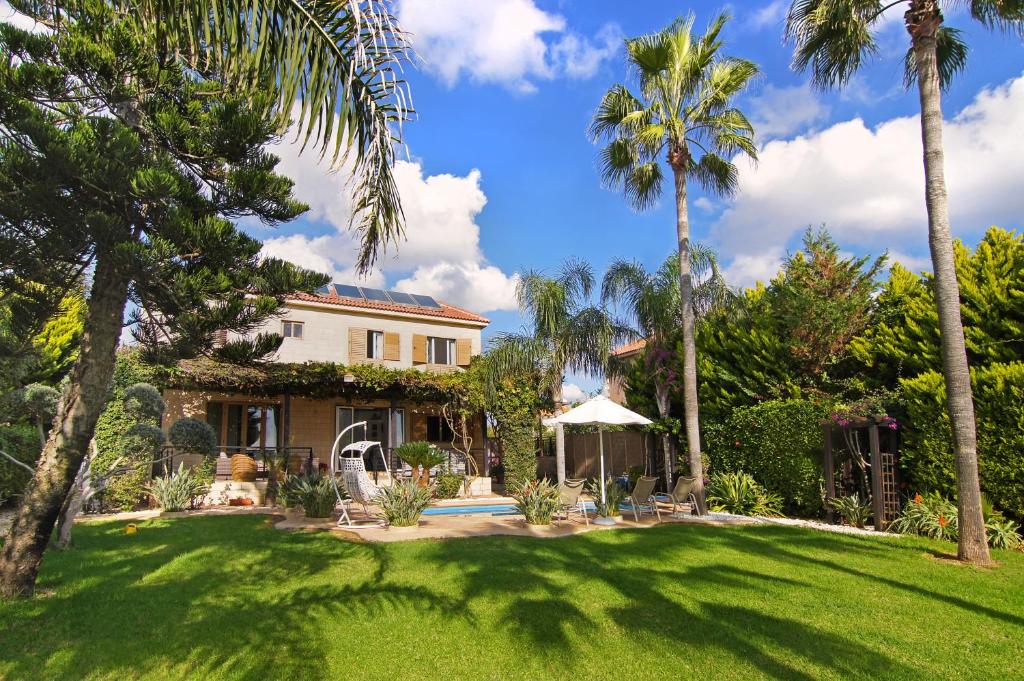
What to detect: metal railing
<box><xmin>156</xmin><ymin>445</ymin><xmax>316</xmax><ymax>479</ymax></box>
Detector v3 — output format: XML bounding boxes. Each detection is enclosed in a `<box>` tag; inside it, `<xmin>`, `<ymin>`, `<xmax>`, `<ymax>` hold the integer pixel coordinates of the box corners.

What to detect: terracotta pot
<box><xmin>230</xmin><ymin>454</ymin><xmax>257</xmax><ymax>482</ymax></box>
<box><xmin>229</xmin><ymin>497</ymin><xmax>254</xmax><ymax>507</ymax></box>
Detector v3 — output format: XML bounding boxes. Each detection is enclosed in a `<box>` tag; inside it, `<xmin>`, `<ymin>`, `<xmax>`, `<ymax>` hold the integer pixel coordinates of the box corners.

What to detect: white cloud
<box><xmin>747</xmin><ymin>1</ymin><xmax>787</xmax><ymax>32</ymax></box>
<box><xmin>259</xmin><ymin>138</ymin><xmax>519</xmax><ymax>313</ymax></box>
<box><xmin>0</xmin><ymin>1</ymin><xmax>49</xmax><ymax>33</ymax></box>
<box><xmin>714</xmin><ymin>74</ymin><xmax>1024</xmax><ymax>280</ymax></box>
<box><xmin>693</xmin><ymin>197</ymin><xmax>717</xmax><ymax>213</ymax></box>
<box><xmin>887</xmin><ymin>251</ymin><xmax>932</xmax><ymax>274</ymax></box>
<box><xmin>749</xmin><ymin>83</ymin><xmax>831</xmax><ymax>138</ymax></box>
<box><xmin>397</xmin><ymin>0</ymin><xmax>620</xmax><ymax>91</ymax></box>
<box><xmin>561</xmin><ymin>382</ymin><xmax>588</xmax><ymax>404</ymax></box>
<box><xmin>721</xmin><ymin>250</ymin><xmax>784</xmax><ymax>289</ymax></box>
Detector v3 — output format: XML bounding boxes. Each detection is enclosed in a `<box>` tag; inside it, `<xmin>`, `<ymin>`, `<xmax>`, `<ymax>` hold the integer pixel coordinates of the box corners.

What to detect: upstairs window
<box><xmin>427</xmin><ymin>337</ymin><xmax>455</xmax><ymax>365</ymax></box>
<box><xmin>282</xmin><ymin>320</ymin><xmax>303</xmax><ymax>339</ymax></box>
<box><xmin>366</xmin><ymin>330</ymin><xmax>384</xmax><ymax>359</ymax></box>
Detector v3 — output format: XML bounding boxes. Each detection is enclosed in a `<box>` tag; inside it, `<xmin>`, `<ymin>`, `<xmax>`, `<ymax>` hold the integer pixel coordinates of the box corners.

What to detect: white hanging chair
<box><xmin>329</xmin><ymin>421</ymin><xmax>390</xmax><ymax>528</ymax></box>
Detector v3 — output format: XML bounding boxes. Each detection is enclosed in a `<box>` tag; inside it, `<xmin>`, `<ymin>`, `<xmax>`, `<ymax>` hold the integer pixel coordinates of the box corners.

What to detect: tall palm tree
<box><xmin>602</xmin><ymin>246</ymin><xmax>729</xmax><ymax>489</ymax></box>
<box><xmin>785</xmin><ymin>0</ymin><xmax>1022</xmax><ymax>565</ymax></box>
<box><xmin>591</xmin><ymin>12</ymin><xmax>758</xmax><ymax>513</ymax></box>
<box><xmin>488</xmin><ymin>260</ymin><xmax>626</xmax><ymax>484</ymax></box>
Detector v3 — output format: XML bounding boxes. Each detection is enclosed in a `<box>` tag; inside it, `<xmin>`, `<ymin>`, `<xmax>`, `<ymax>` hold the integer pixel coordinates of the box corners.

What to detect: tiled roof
<box><xmin>611</xmin><ymin>338</ymin><xmax>647</xmax><ymax>357</ymax></box>
<box><xmin>287</xmin><ymin>291</ymin><xmax>490</xmax><ymax>325</ymax></box>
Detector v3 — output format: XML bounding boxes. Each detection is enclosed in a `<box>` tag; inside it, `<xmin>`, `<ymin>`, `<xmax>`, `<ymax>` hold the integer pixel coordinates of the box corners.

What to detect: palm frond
<box><xmin>786</xmin><ymin>0</ymin><xmax>884</xmax><ymax>89</ymax></box>
<box><xmin>902</xmin><ymin>25</ymin><xmax>969</xmax><ymax>91</ymax></box>
<box><xmin>589</xmin><ymin>84</ymin><xmax>646</xmax><ymax>140</ymax></box>
<box><xmin>515</xmin><ymin>271</ymin><xmax>570</xmax><ymax>342</ymax></box>
<box><xmin>598</xmin><ymin>138</ymin><xmax>640</xmax><ymax>189</ymax></box>
<box><xmin>624</xmin><ymin>162</ymin><xmax>664</xmax><ymax>211</ymax></box>
<box><xmin>689</xmin><ymin>153</ymin><xmax>739</xmax><ymax>198</ymax></box>
<box><xmin>950</xmin><ymin>0</ymin><xmax>1024</xmax><ymax>35</ymax></box>
<box><xmin>20</xmin><ymin>0</ymin><xmax>414</xmax><ymax>272</ymax></box>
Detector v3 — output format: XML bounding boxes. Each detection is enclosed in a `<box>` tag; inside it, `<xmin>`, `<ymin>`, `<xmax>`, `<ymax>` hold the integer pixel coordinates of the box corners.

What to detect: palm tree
<box><xmin>487</xmin><ymin>260</ymin><xmax>626</xmax><ymax>484</ymax></box>
<box><xmin>784</xmin><ymin>1</ymin><xmax>1022</xmax><ymax>564</ymax></box>
<box><xmin>591</xmin><ymin>12</ymin><xmax>758</xmax><ymax>513</ymax></box>
<box><xmin>602</xmin><ymin>246</ymin><xmax>729</xmax><ymax>489</ymax></box>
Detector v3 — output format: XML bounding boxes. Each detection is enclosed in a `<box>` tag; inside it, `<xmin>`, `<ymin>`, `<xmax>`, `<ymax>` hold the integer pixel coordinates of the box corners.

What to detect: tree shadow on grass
<box><xmin>0</xmin><ymin>515</ymin><xmax>463</xmax><ymax>680</ymax></box>
<box><xmin>417</xmin><ymin>521</ymin><xmax>1019</xmax><ymax>677</ymax></box>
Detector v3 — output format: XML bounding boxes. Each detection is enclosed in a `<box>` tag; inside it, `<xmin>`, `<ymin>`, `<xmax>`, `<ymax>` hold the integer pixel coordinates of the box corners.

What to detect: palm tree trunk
<box><xmin>672</xmin><ymin>163</ymin><xmax>707</xmax><ymax>514</ymax></box>
<box><xmin>552</xmin><ymin>382</ymin><xmax>566</xmax><ymax>484</ymax></box>
<box><xmin>654</xmin><ymin>382</ymin><xmax>673</xmax><ymax>490</ymax></box>
<box><xmin>0</xmin><ymin>253</ymin><xmax>130</xmax><ymax>598</ymax></box>
<box><xmin>908</xmin><ymin>4</ymin><xmax>990</xmax><ymax>563</ymax></box>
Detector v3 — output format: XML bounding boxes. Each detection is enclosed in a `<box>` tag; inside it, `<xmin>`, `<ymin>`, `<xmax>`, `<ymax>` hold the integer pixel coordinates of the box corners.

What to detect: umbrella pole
<box><xmin>595</xmin><ymin>426</ymin><xmax>615</xmax><ymax>526</ymax></box>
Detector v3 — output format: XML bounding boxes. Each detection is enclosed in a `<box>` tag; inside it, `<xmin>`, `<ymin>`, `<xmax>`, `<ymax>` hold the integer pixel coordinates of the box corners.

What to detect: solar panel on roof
<box><xmin>334</xmin><ymin>284</ymin><xmax>362</xmax><ymax>299</ymax></box>
<box><xmin>386</xmin><ymin>290</ymin><xmax>417</xmax><ymax>306</ymax></box>
<box><xmin>411</xmin><ymin>294</ymin><xmax>442</xmax><ymax>308</ymax></box>
<box><xmin>315</xmin><ymin>285</ymin><xmax>333</xmax><ymax>295</ymax></box>
<box><xmin>360</xmin><ymin>287</ymin><xmax>391</xmax><ymax>302</ymax></box>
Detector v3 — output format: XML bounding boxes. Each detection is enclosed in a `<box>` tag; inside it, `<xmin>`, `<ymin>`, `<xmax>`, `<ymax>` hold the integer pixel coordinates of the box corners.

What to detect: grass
<box><xmin>1</xmin><ymin>515</ymin><xmax>1022</xmax><ymax>680</ymax></box>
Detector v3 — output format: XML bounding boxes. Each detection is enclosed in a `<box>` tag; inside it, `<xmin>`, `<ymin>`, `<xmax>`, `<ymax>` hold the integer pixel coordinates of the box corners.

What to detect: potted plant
<box><xmin>587</xmin><ymin>478</ymin><xmax>626</xmax><ymax>522</ymax></box>
<box><xmin>511</xmin><ymin>480</ymin><xmax>561</xmax><ymax>525</ymax></box>
<box><xmin>375</xmin><ymin>479</ymin><xmax>433</xmax><ymax>527</ymax></box>
<box><xmin>394</xmin><ymin>441</ymin><xmax>446</xmax><ymax>487</ymax></box>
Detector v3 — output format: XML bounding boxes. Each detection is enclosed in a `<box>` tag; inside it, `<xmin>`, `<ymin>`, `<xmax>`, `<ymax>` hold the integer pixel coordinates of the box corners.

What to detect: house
<box><xmin>160</xmin><ymin>284</ymin><xmax>491</xmax><ymax>501</ymax></box>
<box><xmin>606</xmin><ymin>338</ymin><xmax>646</xmax><ymax>406</ymax></box>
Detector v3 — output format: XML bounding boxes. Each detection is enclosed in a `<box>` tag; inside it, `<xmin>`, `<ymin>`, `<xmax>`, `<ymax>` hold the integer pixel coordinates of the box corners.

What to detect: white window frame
<box><xmin>366</xmin><ymin>330</ymin><xmax>384</xmax><ymax>359</ymax></box>
<box><xmin>427</xmin><ymin>336</ymin><xmax>456</xmax><ymax>365</ymax></box>
<box><xmin>282</xmin><ymin>320</ymin><xmax>304</xmax><ymax>339</ymax></box>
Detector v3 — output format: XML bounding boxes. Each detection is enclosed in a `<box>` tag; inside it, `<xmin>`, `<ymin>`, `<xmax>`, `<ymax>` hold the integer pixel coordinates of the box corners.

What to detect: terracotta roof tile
<box><xmin>611</xmin><ymin>338</ymin><xmax>647</xmax><ymax>357</ymax></box>
<box><xmin>288</xmin><ymin>291</ymin><xmax>490</xmax><ymax>325</ymax></box>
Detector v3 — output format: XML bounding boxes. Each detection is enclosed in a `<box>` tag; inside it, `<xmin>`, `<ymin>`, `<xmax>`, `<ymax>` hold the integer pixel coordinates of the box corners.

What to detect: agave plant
<box><xmin>281</xmin><ymin>473</ymin><xmax>338</xmax><ymax>519</ymax></box>
<box><xmin>147</xmin><ymin>463</ymin><xmax>209</xmax><ymax>512</ymax></box>
<box><xmin>828</xmin><ymin>494</ymin><xmax>873</xmax><ymax>529</ymax></box>
<box><xmin>512</xmin><ymin>480</ymin><xmax>562</xmax><ymax>525</ymax></box>
<box><xmin>706</xmin><ymin>472</ymin><xmax>783</xmax><ymax>517</ymax></box>
<box><xmin>376</xmin><ymin>479</ymin><xmax>433</xmax><ymax>527</ymax></box>
<box><xmin>890</xmin><ymin>492</ymin><xmax>960</xmax><ymax>541</ymax></box>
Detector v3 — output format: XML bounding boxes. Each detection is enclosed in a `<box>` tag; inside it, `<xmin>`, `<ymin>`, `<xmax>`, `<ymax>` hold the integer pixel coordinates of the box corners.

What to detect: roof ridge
<box><xmin>287</xmin><ymin>292</ymin><xmax>489</xmax><ymax>325</ymax></box>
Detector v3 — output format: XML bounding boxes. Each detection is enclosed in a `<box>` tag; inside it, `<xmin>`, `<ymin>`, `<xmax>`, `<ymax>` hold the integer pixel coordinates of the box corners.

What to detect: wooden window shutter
<box><xmin>348</xmin><ymin>327</ymin><xmax>367</xmax><ymax>363</ymax></box>
<box><xmin>412</xmin><ymin>334</ymin><xmax>427</xmax><ymax>364</ymax></box>
<box><xmin>383</xmin><ymin>332</ymin><xmax>400</xmax><ymax>361</ymax></box>
<box><xmin>456</xmin><ymin>338</ymin><xmax>472</xmax><ymax>367</ymax></box>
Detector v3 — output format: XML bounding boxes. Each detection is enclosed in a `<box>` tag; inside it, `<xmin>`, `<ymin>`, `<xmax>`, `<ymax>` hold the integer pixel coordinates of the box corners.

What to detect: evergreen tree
<box><xmin>0</xmin><ymin>12</ymin><xmax>342</xmax><ymax>596</ymax></box>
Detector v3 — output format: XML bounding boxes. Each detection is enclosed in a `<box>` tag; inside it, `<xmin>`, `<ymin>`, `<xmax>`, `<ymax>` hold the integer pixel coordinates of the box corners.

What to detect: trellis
<box><xmin>822</xmin><ymin>416</ymin><xmax>900</xmax><ymax>531</ymax></box>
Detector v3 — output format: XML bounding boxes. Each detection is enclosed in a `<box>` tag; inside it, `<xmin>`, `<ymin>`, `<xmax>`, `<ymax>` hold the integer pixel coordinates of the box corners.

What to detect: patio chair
<box><xmin>654</xmin><ymin>475</ymin><xmax>698</xmax><ymax>516</ymax></box>
<box><xmin>627</xmin><ymin>476</ymin><xmax>661</xmax><ymax>522</ymax></box>
<box><xmin>555</xmin><ymin>478</ymin><xmax>589</xmax><ymax>526</ymax></box>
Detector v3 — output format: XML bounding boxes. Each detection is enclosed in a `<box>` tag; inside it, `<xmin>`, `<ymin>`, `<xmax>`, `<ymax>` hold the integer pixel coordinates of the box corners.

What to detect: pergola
<box><xmin>822</xmin><ymin>415</ymin><xmax>900</xmax><ymax>531</ymax></box>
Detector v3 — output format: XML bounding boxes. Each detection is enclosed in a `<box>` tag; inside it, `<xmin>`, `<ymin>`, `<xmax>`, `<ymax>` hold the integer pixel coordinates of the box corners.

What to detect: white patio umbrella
<box><xmin>550</xmin><ymin>395</ymin><xmax>652</xmax><ymax>525</ymax></box>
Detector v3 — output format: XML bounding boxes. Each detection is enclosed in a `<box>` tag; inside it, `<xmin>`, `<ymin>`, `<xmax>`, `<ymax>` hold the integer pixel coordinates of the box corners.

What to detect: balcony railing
<box><xmin>156</xmin><ymin>445</ymin><xmax>316</xmax><ymax>480</ymax></box>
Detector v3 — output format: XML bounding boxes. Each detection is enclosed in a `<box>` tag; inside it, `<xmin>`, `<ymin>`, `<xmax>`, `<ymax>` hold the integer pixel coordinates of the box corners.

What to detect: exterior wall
<box><xmin>231</xmin><ymin>301</ymin><xmax>484</xmax><ymax>369</ymax></box>
<box><xmin>606</xmin><ymin>376</ymin><xmax>627</xmax><ymax>406</ymax></box>
<box><xmin>163</xmin><ymin>389</ymin><xmax>487</xmax><ymax>471</ymax></box>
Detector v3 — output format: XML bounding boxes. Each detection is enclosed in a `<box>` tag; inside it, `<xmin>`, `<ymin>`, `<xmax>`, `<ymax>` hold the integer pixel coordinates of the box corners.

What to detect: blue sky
<box><xmin>250</xmin><ymin>0</ymin><xmax>1024</xmax><ymax>399</ymax></box>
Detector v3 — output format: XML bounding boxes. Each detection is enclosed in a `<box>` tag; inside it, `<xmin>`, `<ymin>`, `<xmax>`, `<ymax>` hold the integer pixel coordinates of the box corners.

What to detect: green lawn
<box><xmin>1</xmin><ymin>515</ymin><xmax>1022</xmax><ymax>680</ymax></box>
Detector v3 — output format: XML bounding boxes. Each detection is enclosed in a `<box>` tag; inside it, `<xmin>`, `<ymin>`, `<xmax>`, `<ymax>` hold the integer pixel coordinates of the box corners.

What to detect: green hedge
<box><xmin>704</xmin><ymin>399</ymin><xmax>829</xmax><ymax>515</ymax></box>
<box><xmin>0</xmin><ymin>424</ymin><xmax>39</xmax><ymax>506</ymax></box>
<box><xmin>900</xmin><ymin>362</ymin><xmax>1024</xmax><ymax>518</ymax></box>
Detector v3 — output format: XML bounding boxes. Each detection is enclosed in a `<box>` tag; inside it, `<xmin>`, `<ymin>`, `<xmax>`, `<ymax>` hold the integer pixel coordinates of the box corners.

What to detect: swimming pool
<box><xmin>421</xmin><ymin>502</ymin><xmax>599</xmax><ymax>517</ymax></box>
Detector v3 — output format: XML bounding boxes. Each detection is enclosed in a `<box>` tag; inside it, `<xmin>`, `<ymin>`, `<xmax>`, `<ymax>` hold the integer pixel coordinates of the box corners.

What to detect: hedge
<box><xmin>900</xmin><ymin>362</ymin><xmax>1024</xmax><ymax>518</ymax></box>
<box><xmin>704</xmin><ymin>399</ymin><xmax>830</xmax><ymax>515</ymax></box>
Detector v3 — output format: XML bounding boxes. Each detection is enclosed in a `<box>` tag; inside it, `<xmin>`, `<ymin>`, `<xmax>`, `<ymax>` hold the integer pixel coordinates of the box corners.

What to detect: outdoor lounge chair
<box><xmin>329</xmin><ymin>422</ymin><xmax>388</xmax><ymax>528</ymax></box>
<box><xmin>653</xmin><ymin>475</ymin><xmax>698</xmax><ymax>516</ymax></box>
<box><xmin>627</xmin><ymin>476</ymin><xmax>661</xmax><ymax>522</ymax></box>
<box><xmin>555</xmin><ymin>478</ymin><xmax>589</xmax><ymax>526</ymax></box>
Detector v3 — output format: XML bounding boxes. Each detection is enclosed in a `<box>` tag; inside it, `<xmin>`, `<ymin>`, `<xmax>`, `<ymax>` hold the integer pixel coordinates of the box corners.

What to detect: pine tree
<box><xmin>0</xmin><ymin>14</ymin><xmax>334</xmax><ymax>597</ymax></box>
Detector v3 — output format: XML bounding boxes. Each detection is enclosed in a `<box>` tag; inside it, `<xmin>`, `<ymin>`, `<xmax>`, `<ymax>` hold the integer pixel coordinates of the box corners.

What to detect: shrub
<box><xmin>890</xmin><ymin>492</ymin><xmax>959</xmax><ymax>542</ymax></box>
<box><xmin>511</xmin><ymin>479</ymin><xmax>561</xmax><ymax>525</ymax></box>
<box><xmin>0</xmin><ymin>424</ymin><xmax>39</xmax><ymax>506</ymax></box>
<box><xmin>434</xmin><ymin>471</ymin><xmax>463</xmax><ymax>499</ymax></box>
<box><xmin>123</xmin><ymin>423</ymin><xmax>165</xmax><ymax>458</ymax></box>
<box><xmin>900</xmin><ymin>363</ymin><xmax>1024</xmax><ymax>519</ymax></box>
<box><xmin>122</xmin><ymin>383</ymin><xmax>165</xmax><ymax>422</ymax></box>
<box><xmin>375</xmin><ymin>479</ymin><xmax>433</xmax><ymax>527</ymax></box>
<box><xmin>395</xmin><ymin>441</ymin><xmax>445</xmax><ymax>483</ymax></box>
<box><xmin>706</xmin><ymin>471</ymin><xmax>783</xmax><ymax>517</ymax></box>
<box><xmin>282</xmin><ymin>473</ymin><xmax>338</xmax><ymax>518</ymax></box>
<box><xmin>587</xmin><ymin>477</ymin><xmax>626</xmax><ymax>518</ymax></box>
<box><xmin>703</xmin><ymin>399</ymin><xmax>829</xmax><ymax>515</ymax></box>
<box><xmin>828</xmin><ymin>494</ymin><xmax>872</xmax><ymax>529</ymax></box>
<box><xmin>986</xmin><ymin>518</ymin><xmax>1023</xmax><ymax>551</ymax></box>
<box><xmin>168</xmin><ymin>417</ymin><xmax>217</xmax><ymax>456</ymax></box>
<box><xmin>147</xmin><ymin>463</ymin><xmax>209</xmax><ymax>512</ymax></box>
